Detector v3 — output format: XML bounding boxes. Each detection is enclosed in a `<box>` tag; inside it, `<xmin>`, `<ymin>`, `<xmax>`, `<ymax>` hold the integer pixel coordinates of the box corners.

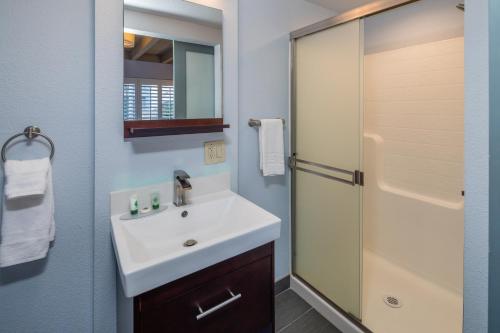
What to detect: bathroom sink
<box><xmin>111</xmin><ymin>190</ymin><xmax>281</xmax><ymax>297</ymax></box>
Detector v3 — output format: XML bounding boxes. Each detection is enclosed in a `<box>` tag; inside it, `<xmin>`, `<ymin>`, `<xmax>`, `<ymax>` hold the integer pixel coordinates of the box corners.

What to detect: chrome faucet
<box><xmin>173</xmin><ymin>170</ymin><xmax>192</xmax><ymax>207</ymax></box>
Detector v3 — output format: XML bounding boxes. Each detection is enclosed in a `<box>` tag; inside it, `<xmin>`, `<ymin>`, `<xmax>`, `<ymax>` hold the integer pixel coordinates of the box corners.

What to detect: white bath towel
<box><xmin>259</xmin><ymin>119</ymin><xmax>285</xmax><ymax>176</ymax></box>
<box><xmin>4</xmin><ymin>157</ymin><xmax>50</xmax><ymax>199</ymax></box>
<box><xmin>0</xmin><ymin>161</ymin><xmax>55</xmax><ymax>267</ymax></box>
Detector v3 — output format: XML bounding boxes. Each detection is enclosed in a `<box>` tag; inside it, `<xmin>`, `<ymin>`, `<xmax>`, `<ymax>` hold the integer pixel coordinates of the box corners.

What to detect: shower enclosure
<box><xmin>290</xmin><ymin>1</ymin><xmax>464</xmax><ymax>333</ymax></box>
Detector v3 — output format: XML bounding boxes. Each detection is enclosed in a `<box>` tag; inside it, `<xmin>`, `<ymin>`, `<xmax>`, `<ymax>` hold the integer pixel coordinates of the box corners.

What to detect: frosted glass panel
<box><xmin>293</xmin><ymin>19</ymin><xmax>362</xmax><ymax>318</ymax></box>
<box><xmin>186</xmin><ymin>51</ymin><xmax>215</xmax><ymax>118</ymax></box>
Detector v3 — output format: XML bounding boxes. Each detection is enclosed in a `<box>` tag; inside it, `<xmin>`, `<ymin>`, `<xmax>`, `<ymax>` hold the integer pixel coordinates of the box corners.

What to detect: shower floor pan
<box><xmin>362</xmin><ymin>250</ymin><xmax>463</xmax><ymax>333</ymax></box>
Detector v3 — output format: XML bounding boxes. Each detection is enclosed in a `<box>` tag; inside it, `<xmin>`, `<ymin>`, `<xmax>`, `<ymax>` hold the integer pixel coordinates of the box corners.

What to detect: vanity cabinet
<box><xmin>134</xmin><ymin>243</ymin><xmax>275</xmax><ymax>333</ymax></box>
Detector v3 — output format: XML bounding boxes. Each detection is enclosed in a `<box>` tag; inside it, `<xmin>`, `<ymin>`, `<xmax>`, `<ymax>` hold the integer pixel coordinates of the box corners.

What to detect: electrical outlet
<box><xmin>204</xmin><ymin>141</ymin><xmax>225</xmax><ymax>164</ymax></box>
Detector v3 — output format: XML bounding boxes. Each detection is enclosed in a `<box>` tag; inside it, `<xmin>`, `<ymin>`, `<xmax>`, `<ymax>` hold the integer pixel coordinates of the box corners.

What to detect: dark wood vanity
<box><xmin>134</xmin><ymin>243</ymin><xmax>275</xmax><ymax>333</ymax></box>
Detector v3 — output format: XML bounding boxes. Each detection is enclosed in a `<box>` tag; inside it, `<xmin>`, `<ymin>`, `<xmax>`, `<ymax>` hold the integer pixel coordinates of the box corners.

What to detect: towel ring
<box><xmin>1</xmin><ymin>126</ymin><xmax>55</xmax><ymax>162</ymax></box>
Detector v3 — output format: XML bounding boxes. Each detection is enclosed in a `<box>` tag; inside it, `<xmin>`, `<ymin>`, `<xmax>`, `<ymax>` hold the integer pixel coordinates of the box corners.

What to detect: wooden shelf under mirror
<box><xmin>124</xmin><ymin>119</ymin><xmax>230</xmax><ymax>138</ymax></box>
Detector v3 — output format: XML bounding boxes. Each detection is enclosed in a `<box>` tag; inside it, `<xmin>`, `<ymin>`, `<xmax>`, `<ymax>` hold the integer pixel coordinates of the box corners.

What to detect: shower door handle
<box><xmin>289</xmin><ymin>156</ymin><xmax>364</xmax><ymax>186</ymax></box>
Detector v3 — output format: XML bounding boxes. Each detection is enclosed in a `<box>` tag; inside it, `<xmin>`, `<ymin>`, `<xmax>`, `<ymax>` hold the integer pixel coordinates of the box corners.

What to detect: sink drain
<box><xmin>383</xmin><ymin>295</ymin><xmax>402</xmax><ymax>308</ymax></box>
<box><xmin>183</xmin><ymin>239</ymin><xmax>197</xmax><ymax>247</ymax></box>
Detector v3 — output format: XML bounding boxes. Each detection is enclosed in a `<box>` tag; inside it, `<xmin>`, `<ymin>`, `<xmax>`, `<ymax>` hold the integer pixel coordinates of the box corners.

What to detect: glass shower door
<box><xmin>292</xmin><ymin>19</ymin><xmax>363</xmax><ymax>319</ymax></box>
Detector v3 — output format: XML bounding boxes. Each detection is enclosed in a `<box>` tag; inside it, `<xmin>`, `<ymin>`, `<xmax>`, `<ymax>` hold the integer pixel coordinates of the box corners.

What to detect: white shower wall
<box><xmin>363</xmin><ymin>37</ymin><xmax>464</xmax><ymax>294</ymax></box>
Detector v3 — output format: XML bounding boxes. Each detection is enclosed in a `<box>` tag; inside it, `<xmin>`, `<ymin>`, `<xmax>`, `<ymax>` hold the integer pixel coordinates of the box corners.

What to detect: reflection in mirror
<box><xmin>123</xmin><ymin>0</ymin><xmax>223</xmax><ymax>130</ymax></box>
<box><xmin>123</xmin><ymin>34</ymin><xmax>175</xmax><ymax>120</ymax></box>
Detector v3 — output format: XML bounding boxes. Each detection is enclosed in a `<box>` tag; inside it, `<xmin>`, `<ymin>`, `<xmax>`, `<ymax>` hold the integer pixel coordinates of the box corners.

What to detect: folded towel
<box><xmin>259</xmin><ymin>119</ymin><xmax>285</xmax><ymax>176</ymax></box>
<box><xmin>0</xmin><ymin>162</ymin><xmax>55</xmax><ymax>267</ymax></box>
<box><xmin>4</xmin><ymin>158</ymin><xmax>50</xmax><ymax>199</ymax></box>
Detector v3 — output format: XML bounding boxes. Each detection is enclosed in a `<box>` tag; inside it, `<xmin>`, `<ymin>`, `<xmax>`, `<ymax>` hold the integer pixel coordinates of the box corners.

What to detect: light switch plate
<box><xmin>204</xmin><ymin>140</ymin><xmax>225</xmax><ymax>164</ymax></box>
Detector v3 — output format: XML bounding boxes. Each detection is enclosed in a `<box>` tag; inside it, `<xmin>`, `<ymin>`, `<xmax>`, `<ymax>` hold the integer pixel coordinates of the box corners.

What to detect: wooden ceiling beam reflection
<box><xmin>161</xmin><ymin>57</ymin><xmax>173</xmax><ymax>64</ymax></box>
<box><xmin>131</xmin><ymin>36</ymin><xmax>160</xmax><ymax>60</ymax></box>
<box><xmin>160</xmin><ymin>46</ymin><xmax>174</xmax><ymax>64</ymax></box>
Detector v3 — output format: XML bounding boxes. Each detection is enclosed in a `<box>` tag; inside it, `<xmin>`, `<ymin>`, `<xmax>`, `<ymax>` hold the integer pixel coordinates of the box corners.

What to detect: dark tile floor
<box><xmin>275</xmin><ymin>289</ymin><xmax>342</xmax><ymax>333</ymax></box>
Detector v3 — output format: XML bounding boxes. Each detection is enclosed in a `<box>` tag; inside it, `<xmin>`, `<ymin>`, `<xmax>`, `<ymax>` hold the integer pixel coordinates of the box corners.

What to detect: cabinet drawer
<box><xmin>136</xmin><ymin>256</ymin><xmax>273</xmax><ymax>333</ymax></box>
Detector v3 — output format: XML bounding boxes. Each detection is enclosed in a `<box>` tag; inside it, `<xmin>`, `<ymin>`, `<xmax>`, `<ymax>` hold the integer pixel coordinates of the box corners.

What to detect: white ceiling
<box><xmin>305</xmin><ymin>0</ymin><xmax>374</xmax><ymax>13</ymax></box>
<box><xmin>124</xmin><ymin>0</ymin><xmax>222</xmax><ymax>27</ymax></box>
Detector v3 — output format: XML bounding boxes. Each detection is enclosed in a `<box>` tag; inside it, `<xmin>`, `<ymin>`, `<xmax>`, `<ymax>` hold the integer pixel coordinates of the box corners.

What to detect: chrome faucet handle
<box><xmin>178</xmin><ymin>178</ymin><xmax>192</xmax><ymax>190</ymax></box>
<box><xmin>174</xmin><ymin>170</ymin><xmax>190</xmax><ymax>180</ymax></box>
<box><xmin>173</xmin><ymin>170</ymin><xmax>191</xmax><ymax>207</ymax></box>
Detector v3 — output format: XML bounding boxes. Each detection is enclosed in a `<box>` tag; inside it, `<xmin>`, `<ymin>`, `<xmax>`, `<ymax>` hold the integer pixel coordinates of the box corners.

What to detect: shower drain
<box><xmin>183</xmin><ymin>239</ymin><xmax>198</xmax><ymax>247</ymax></box>
<box><xmin>383</xmin><ymin>295</ymin><xmax>403</xmax><ymax>308</ymax></box>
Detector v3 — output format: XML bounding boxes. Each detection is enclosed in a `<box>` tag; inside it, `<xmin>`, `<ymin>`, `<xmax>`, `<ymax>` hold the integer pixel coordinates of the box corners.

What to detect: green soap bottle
<box><xmin>151</xmin><ymin>192</ymin><xmax>160</xmax><ymax>210</ymax></box>
<box><xmin>130</xmin><ymin>194</ymin><xmax>139</xmax><ymax>215</ymax></box>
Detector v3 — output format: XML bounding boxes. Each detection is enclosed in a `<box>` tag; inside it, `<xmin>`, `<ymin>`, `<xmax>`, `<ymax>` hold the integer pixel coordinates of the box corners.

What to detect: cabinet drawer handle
<box><xmin>196</xmin><ymin>289</ymin><xmax>242</xmax><ymax>320</ymax></box>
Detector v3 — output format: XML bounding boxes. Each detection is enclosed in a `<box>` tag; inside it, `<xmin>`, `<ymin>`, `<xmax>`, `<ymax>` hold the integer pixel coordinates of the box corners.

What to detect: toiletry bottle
<box><xmin>151</xmin><ymin>192</ymin><xmax>160</xmax><ymax>210</ymax></box>
<box><xmin>130</xmin><ymin>194</ymin><xmax>139</xmax><ymax>215</ymax></box>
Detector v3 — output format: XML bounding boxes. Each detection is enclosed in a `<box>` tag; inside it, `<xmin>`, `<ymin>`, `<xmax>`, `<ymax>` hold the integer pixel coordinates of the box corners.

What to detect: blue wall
<box><xmin>237</xmin><ymin>0</ymin><xmax>334</xmax><ymax>280</ymax></box>
<box><xmin>0</xmin><ymin>0</ymin><xmax>94</xmax><ymax>331</ymax></box>
<box><xmin>489</xmin><ymin>0</ymin><xmax>500</xmax><ymax>332</ymax></box>
<box><xmin>94</xmin><ymin>0</ymin><xmax>239</xmax><ymax>331</ymax></box>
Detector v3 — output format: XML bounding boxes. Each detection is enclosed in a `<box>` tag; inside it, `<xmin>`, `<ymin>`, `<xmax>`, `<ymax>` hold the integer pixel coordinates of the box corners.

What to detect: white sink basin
<box><xmin>111</xmin><ymin>190</ymin><xmax>281</xmax><ymax>297</ymax></box>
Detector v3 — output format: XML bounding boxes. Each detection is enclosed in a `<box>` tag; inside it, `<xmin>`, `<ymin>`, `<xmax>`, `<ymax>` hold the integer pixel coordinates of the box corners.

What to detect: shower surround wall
<box><xmin>360</xmin><ymin>2</ymin><xmax>466</xmax><ymax>332</ymax></box>
<box><xmin>363</xmin><ymin>37</ymin><xmax>465</xmax><ymax>294</ymax></box>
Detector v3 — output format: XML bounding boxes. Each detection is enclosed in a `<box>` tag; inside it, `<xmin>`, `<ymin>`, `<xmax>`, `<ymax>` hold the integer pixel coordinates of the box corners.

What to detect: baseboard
<box><xmin>275</xmin><ymin>275</ymin><xmax>290</xmax><ymax>295</ymax></box>
<box><xmin>290</xmin><ymin>276</ymin><xmax>367</xmax><ymax>333</ymax></box>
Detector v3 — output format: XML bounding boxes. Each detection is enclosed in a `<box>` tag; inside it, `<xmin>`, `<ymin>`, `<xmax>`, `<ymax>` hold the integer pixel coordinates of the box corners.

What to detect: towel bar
<box><xmin>248</xmin><ymin>118</ymin><xmax>285</xmax><ymax>127</ymax></box>
<box><xmin>1</xmin><ymin>126</ymin><xmax>55</xmax><ymax>162</ymax></box>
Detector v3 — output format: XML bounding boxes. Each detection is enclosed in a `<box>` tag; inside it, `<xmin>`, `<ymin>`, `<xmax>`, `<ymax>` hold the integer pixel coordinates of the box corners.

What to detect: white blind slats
<box><xmin>123</xmin><ymin>83</ymin><xmax>136</xmax><ymax>121</ymax></box>
<box><xmin>141</xmin><ymin>84</ymin><xmax>159</xmax><ymax>120</ymax></box>
<box><xmin>162</xmin><ymin>85</ymin><xmax>175</xmax><ymax>119</ymax></box>
<box><xmin>123</xmin><ymin>79</ymin><xmax>175</xmax><ymax>120</ymax></box>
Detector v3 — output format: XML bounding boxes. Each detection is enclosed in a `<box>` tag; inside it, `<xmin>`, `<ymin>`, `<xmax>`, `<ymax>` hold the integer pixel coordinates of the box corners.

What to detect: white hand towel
<box><xmin>259</xmin><ymin>119</ymin><xmax>285</xmax><ymax>176</ymax></box>
<box><xmin>4</xmin><ymin>158</ymin><xmax>50</xmax><ymax>199</ymax></box>
<box><xmin>0</xmin><ymin>162</ymin><xmax>55</xmax><ymax>267</ymax></box>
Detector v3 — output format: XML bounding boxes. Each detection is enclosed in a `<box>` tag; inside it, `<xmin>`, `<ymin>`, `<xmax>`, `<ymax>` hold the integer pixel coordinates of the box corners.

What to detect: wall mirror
<box><xmin>123</xmin><ymin>0</ymin><xmax>228</xmax><ymax>138</ymax></box>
